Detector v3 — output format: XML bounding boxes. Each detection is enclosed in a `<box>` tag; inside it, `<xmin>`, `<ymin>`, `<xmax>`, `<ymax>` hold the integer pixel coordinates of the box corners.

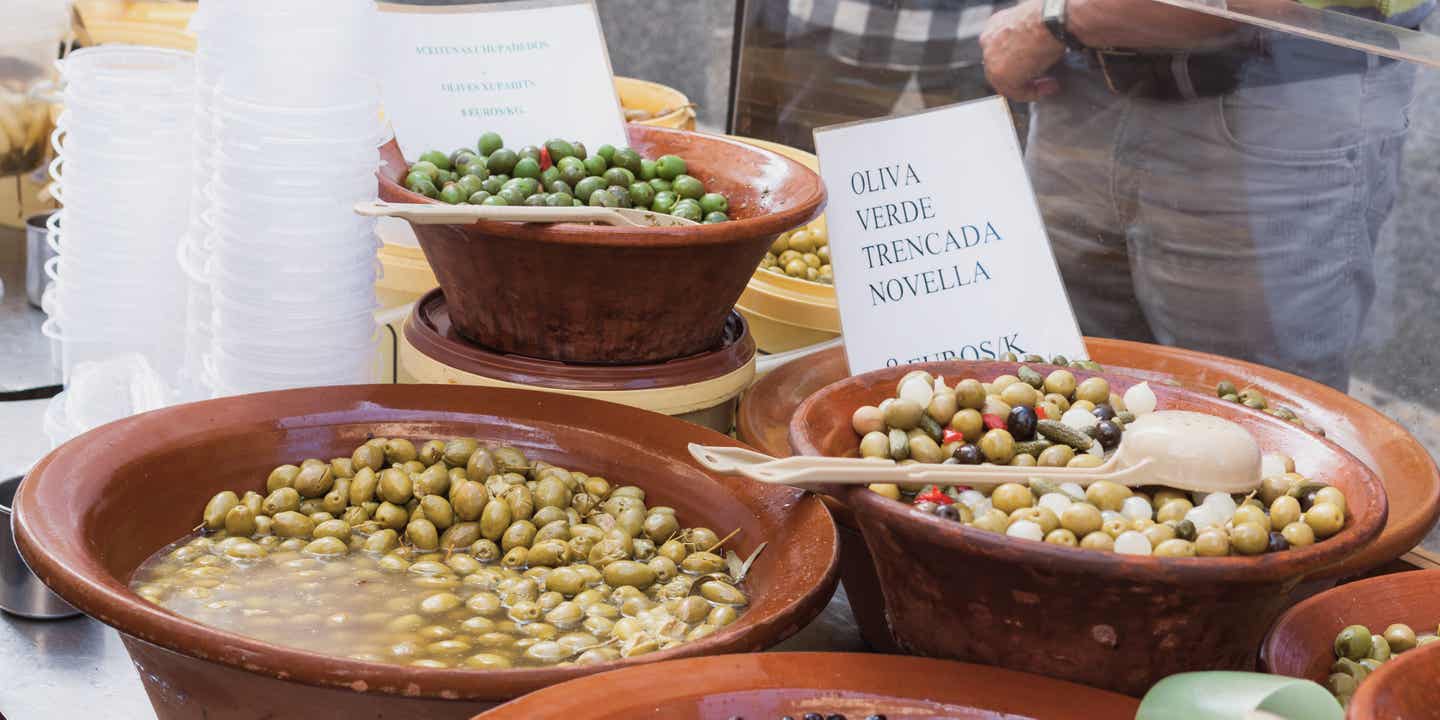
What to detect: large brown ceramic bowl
<box><xmin>473</xmin><ymin>652</ymin><xmax>1140</xmax><ymax>719</ymax></box>
<box><xmin>738</xmin><ymin>339</ymin><xmax>1440</xmax><ymax>653</ymax></box>
<box><xmin>1261</xmin><ymin>570</ymin><xmax>1440</xmax><ymax>682</ymax></box>
<box><xmin>1347</xmin><ymin>634</ymin><xmax>1440</xmax><ymax>720</ymax></box>
<box><xmin>13</xmin><ymin>385</ymin><xmax>839</xmax><ymax>720</ymax></box>
<box><xmin>378</xmin><ymin>127</ymin><xmax>825</xmax><ymax>364</ymax></box>
<box><xmin>789</xmin><ymin>361</ymin><xmax>1387</xmax><ymax>696</ymax></box>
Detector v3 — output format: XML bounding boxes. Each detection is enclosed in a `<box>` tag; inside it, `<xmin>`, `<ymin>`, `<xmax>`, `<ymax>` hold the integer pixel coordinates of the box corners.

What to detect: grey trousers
<box><xmin>1026</xmin><ymin>34</ymin><xmax>1417</xmax><ymax>390</ymax></box>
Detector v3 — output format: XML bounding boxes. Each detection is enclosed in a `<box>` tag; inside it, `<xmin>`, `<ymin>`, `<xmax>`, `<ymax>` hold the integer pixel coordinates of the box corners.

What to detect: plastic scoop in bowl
<box><xmin>691</xmin><ymin>410</ymin><xmax>1262</xmax><ymax>495</ymax></box>
<box><xmin>354</xmin><ymin>199</ymin><xmax>699</xmax><ymax>228</ymax></box>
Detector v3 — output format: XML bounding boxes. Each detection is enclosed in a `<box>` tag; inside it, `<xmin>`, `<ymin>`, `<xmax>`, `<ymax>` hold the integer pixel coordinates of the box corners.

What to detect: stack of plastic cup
<box><xmin>43</xmin><ymin>46</ymin><xmax>196</xmax><ymax>388</ymax></box>
<box><xmin>188</xmin><ymin>0</ymin><xmax>386</xmax><ymax>396</ymax></box>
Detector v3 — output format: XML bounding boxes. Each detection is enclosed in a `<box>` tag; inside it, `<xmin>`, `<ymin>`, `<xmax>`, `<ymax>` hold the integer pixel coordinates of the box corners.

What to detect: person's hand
<box><xmin>980</xmin><ymin>0</ymin><xmax>1066</xmax><ymax>102</ymax></box>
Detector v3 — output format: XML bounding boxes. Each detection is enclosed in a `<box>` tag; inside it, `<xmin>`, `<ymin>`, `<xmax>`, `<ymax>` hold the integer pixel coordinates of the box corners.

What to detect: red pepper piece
<box><xmin>1034</xmin><ymin>405</ymin><xmax>1047</xmax><ymax>420</ymax></box>
<box><xmin>915</xmin><ymin>488</ymin><xmax>955</xmax><ymax>506</ymax></box>
<box><xmin>982</xmin><ymin>413</ymin><xmax>1006</xmax><ymax>430</ymax></box>
<box><xmin>539</xmin><ymin>146</ymin><xmax>552</xmax><ymax>171</ymax></box>
<box><xmin>942</xmin><ymin>429</ymin><xmax>964</xmax><ymax>445</ymax></box>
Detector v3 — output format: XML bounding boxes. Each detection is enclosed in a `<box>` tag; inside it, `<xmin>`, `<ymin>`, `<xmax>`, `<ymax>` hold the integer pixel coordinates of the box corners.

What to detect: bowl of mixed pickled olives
<box><xmin>378</xmin><ymin>127</ymin><xmax>826</xmax><ymax>364</ymax></box>
<box><xmin>790</xmin><ymin>360</ymin><xmax>1386</xmax><ymax>695</ymax></box>
<box><xmin>13</xmin><ymin>385</ymin><xmax>838</xmax><ymax>718</ymax></box>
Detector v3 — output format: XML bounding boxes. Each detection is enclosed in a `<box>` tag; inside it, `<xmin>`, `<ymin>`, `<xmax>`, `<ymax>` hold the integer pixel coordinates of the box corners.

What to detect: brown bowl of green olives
<box><xmin>377</xmin><ymin>125</ymin><xmax>826</xmax><ymax>365</ymax></box>
<box><xmin>13</xmin><ymin>385</ymin><xmax>838</xmax><ymax>720</ymax></box>
<box><xmin>1261</xmin><ymin>569</ymin><xmax>1440</xmax><ymax>712</ymax></box>
<box><xmin>789</xmin><ymin>361</ymin><xmax>1386</xmax><ymax>697</ymax></box>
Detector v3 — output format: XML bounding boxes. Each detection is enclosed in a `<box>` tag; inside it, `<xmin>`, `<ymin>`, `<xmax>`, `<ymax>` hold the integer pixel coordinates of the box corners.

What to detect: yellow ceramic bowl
<box><xmin>614</xmin><ymin>76</ymin><xmax>695</xmax><ymax>130</ymax></box>
<box><xmin>727</xmin><ymin>135</ymin><xmax>841</xmax><ymax>353</ymax></box>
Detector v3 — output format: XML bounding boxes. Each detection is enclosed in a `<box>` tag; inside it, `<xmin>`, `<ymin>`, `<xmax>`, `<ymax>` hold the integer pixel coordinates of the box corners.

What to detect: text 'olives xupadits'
<box><xmin>132</xmin><ymin>438</ymin><xmax>753</xmax><ymax>669</ymax></box>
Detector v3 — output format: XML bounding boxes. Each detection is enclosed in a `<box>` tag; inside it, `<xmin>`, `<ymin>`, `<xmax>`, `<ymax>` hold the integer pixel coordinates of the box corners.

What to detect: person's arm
<box><xmin>980</xmin><ymin>0</ymin><xmax>1239</xmax><ymax>101</ymax></box>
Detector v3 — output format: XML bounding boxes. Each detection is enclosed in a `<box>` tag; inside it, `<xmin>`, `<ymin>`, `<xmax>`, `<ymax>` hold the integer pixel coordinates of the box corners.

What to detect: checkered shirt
<box><xmin>784</xmin><ymin>0</ymin><xmax>996</xmax><ymax>71</ymax></box>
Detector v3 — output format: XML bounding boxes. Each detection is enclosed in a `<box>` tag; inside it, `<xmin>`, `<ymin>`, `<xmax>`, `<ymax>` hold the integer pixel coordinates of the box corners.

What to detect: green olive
<box><xmin>451</xmin><ymin>481</ymin><xmax>488</xmax><ymax>521</ymax></box>
<box><xmin>680</xmin><ymin>551</ymin><xmax>726</xmax><ymax>575</ymax></box>
<box><xmin>203</xmin><ymin>491</ymin><xmax>240</xmax><ymax>531</ymax></box>
<box><xmin>303</xmin><ymin>536</ymin><xmax>348</xmax><ymax>556</ymax></box>
<box><xmin>1384</xmin><ymin>624</ymin><xmax>1418</xmax><ymax>653</ymax></box>
<box><xmin>272</xmin><ymin>511</ymin><xmax>316</xmax><ymax>538</ymax></box>
<box><xmin>261</xmin><ymin>487</ymin><xmax>301</xmax><ymax>516</ymax></box>
<box><xmin>480</xmin><ymin>499</ymin><xmax>514</xmax><ymax>542</ymax></box>
<box><xmin>224</xmin><ymin>505</ymin><xmax>257</xmax><ymax>536</ymax></box>
<box><xmin>500</xmin><ymin>520</ymin><xmax>538</xmax><ymax>553</ymax></box>
<box><xmin>266</xmin><ymin>465</ymin><xmax>301</xmax><ymax>492</ymax></box>
<box><xmin>415</xmin><ymin>464</ymin><xmax>451</xmax><ymax>498</ymax></box>
<box><xmin>699</xmin><ymin>579</ymin><xmax>747</xmax><ymax>605</ymax></box>
<box><xmin>291</xmin><ymin>463</ymin><xmax>334</xmax><ymax>499</ymax></box>
<box><xmin>365</xmin><ymin>529</ymin><xmax>400</xmax><ymax>553</ymax></box>
<box><xmin>374</xmin><ymin>501</ymin><xmax>409</xmax><ymax>530</ymax></box>
<box><xmin>440</xmin><ymin>522</ymin><xmax>482</xmax><ymax>549</ymax></box>
<box><xmin>313</xmin><ymin>519</ymin><xmax>351</xmax><ymax>540</ymax></box>
<box><xmin>443</xmin><ymin>439</ymin><xmax>480</xmax><ymax>468</ymax></box>
<box><xmin>1335</xmin><ymin>625</ymin><xmax>1374</xmax><ymax>661</ymax></box>
<box><xmin>407</xmin><ymin>519</ymin><xmax>440</xmax><ymax>550</ymax></box>
<box><xmin>420</xmin><ymin>495</ymin><xmax>455</xmax><ymax>530</ymax></box>
<box><xmin>602</xmin><ymin>560</ymin><xmax>656</xmax><ymax>589</ymax></box>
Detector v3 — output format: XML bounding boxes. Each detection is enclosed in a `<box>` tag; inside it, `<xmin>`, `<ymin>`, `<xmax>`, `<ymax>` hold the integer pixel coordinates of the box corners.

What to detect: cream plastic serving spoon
<box><xmin>355</xmin><ymin>199</ymin><xmax>700</xmax><ymax>227</ymax></box>
<box><xmin>690</xmin><ymin>411</ymin><xmax>1262</xmax><ymax>495</ymax></box>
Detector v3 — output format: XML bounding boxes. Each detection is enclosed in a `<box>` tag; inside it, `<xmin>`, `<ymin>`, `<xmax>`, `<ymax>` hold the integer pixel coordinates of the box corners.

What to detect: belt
<box><xmin>1085</xmin><ymin>27</ymin><xmax>1415</xmax><ymax>102</ymax></box>
<box><xmin>1086</xmin><ymin>48</ymin><xmax>1249</xmax><ymax>101</ymax></box>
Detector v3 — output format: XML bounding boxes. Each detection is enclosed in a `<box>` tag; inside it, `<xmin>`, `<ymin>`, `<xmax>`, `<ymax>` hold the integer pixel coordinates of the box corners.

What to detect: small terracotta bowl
<box><xmin>1262</xmin><ymin>570</ymin><xmax>1440</xmax><ymax>683</ymax></box>
<box><xmin>14</xmin><ymin>385</ymin><xmax>839</xmax><ymax>720</ymax></box>
<box><xmin>377</xmin><ymin>127</ymin><xmax>826</xmax><ymax>365</ymax></box>
<box><xmin>789</xmin><ymin>361</ymin><xmax>1387</xmax><ymax>696</ymax></box>
<box><xmin>472</xmin><ymin>652</ymin><xmax>1140</xmax><ymax>719</ymax></box>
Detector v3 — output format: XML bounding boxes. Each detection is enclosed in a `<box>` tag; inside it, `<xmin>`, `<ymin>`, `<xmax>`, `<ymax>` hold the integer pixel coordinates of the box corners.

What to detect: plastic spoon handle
<box><xmin>354</xmin><ymin>200</ymin><xmax>698</xmax><ymax>227</ymax></box>
<box><xmin>688</xmin><ymin>444</ymin><xmax>1159</xmax><ymax>493</ymax></box>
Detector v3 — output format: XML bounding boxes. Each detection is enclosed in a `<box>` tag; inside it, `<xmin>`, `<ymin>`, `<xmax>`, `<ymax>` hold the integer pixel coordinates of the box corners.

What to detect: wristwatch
<box><xmin>1041</xmin><ymin>0</ymin><xmax>1086</xmax><ymax>52</ymax></box>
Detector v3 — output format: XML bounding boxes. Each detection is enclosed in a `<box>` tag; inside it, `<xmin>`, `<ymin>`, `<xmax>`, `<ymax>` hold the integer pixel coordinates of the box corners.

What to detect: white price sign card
<box><xmin>377</xmin><ymin>0</ymin><xmax>628</xmax><ymax>160</ymax></box>
<box><xmin>813</xmin><ymin>97</ymin><xmax>1086</xmax><ymax>375</ymax></box>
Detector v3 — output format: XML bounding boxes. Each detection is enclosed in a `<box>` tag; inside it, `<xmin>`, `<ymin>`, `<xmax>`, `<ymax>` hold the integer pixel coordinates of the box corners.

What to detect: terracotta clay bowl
<box><xmin>473</xmin><ymin>652</ymin><xmax>1140</xmax><ymax>719</ymax></box>
<box><xmin>377</xmin><ymin>127</ymin><xmax>826</xmax><ymax>365</ymax></box>
<box><xmin>13</xmin><ymin>385</ymin><xmax>839</xmax><ymax>720</ymax></box>
<box><xmin>788</xmin><ymin>361</ymin><xmax>1387</xmax><ymax>696</ymax></box>
<box><xmin>1261</xmin><ymin>570</ymin><xmax>1440</xmax><ymax>682</ymax></box>
<box><xmin>737</xmin><ymin>339</ymin><xmax>1439</xmax><ymax>653</ymax></box>
<box><xmin>1347</xmin><ymin>634</ymin><xmax>1440</xmax><ymax>720</ymax></box>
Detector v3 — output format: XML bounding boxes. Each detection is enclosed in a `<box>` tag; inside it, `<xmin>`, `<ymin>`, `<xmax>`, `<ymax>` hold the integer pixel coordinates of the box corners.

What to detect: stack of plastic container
<box><xmin>187</xmin><ymin>0</ymin><xmax>385</xmax><ymax>396</ymax></box>
<box><xmin>43</xmin><ymin>46</ymin><xmax>196</xmax><ymax>387</ymax></box>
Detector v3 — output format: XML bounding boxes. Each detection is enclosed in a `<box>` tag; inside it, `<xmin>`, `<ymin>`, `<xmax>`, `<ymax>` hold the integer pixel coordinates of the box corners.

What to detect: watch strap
<box><xmin>1041</xmin><ymin>0</ymin><xmax>1086</xmax><ymax>52</ymax></box>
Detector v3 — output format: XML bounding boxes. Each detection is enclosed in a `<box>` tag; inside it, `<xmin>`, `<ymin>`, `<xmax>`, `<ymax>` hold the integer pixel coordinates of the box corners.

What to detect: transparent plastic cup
<box><xmin>211</xmin><ymin>90</ymin><xmax>383</xmax><ymax>138</ymax></box>
<box><xmin>59</xmin><ymin>46</ymin><xmax>195</xmax><ymax>90</ymax></box>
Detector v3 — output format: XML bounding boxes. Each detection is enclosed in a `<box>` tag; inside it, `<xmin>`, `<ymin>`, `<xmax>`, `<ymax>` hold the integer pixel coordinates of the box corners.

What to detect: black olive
<box><xmin>1092</xmin><ymin>403</ymin><xmax>1117</xmax><ymax>421</ymax></box>
<box><xmin>936</xmin><ymin>504</ymin><xmax>961</xmax><ymax>521</ymax></box>
<box><xmin>866</xmin><ymin>716</ymin><xmax>888</xmax><ymax>720</ymax></box>
<box><xmin>1268</xmin><ymin>531</ymin><xmax>1290</xmax><ymax>553</ymax></box>
<box><xmin>1093</xmin><ymin>420</ymin><xmax>1122</xmax><ymax>450</ymax></box>
<box><xmin>953</xmin><ymin>443</ymin><xmax>984</xmax><ymax>464</ymax></box>
<box><xmin>826</xmin><ymin>715</ymin><xmax>847</xmax><ymax>720</ymax></box>
<box><xmin>804</xmin><ymin>714</ymin><xmax>824</xmax><ymax>720</ymax></box>
<box><xmin>1006</xmin><ymin>406</ymin><xmax>1038</xmax><ymax>440</ymax></box>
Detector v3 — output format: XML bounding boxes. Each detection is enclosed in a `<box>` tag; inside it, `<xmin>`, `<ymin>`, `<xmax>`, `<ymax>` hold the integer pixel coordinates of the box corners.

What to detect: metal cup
<box><xmin>1</xmin><ymin>475</ymin><xmax>79</xmax><ymax>619</ymax></box>
<box><xmin>25</xmin><ymin>211</ymin><xmax>58</xmax><ymax>309</ymax></box>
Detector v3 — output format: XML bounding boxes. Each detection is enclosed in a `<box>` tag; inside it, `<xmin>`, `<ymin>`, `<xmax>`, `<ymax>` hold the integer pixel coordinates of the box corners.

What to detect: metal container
<box><xmin>25</xmin><ymin>211</ymin><xmax>57</xmax><ymax>309</ymax></box>
<box><xmin>1</xmin><ymin>475</ymin><xmax>78</xmax><ymax>619</ymax></box>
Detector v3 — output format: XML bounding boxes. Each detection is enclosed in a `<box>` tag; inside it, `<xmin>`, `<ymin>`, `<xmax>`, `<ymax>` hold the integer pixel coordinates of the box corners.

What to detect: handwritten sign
<box><xmin>813</xmin><ymin>97</ymin><xmax>1086</xmax><ymax>375</ymax></box>
<box><xmin>377</xmin><ymin>0</ymin><xmax>627</xmax><ymax>160</ymax></box>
